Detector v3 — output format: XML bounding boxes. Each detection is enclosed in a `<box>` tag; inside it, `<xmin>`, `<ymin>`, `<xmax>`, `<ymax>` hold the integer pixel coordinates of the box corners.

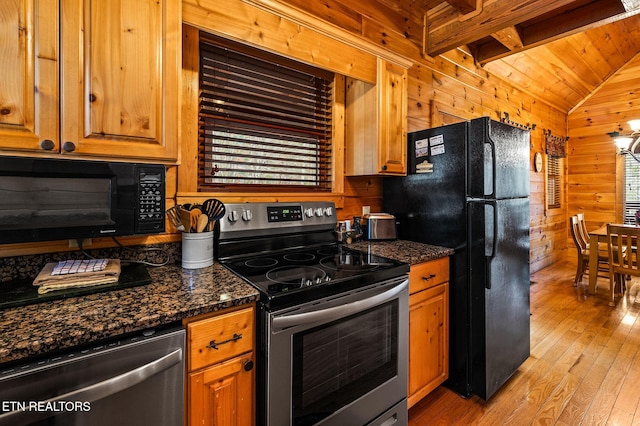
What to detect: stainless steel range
<box><xmin>217</xmin><ymin>202</ymin><xmax>409</xmax><ymax>426</ymax></box>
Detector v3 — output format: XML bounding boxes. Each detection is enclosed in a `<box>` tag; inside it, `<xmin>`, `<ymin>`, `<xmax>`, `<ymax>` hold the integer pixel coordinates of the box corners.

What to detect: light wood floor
<box><xmin>408</xmin><ymin>259</ymin><xmax>640</xmax><ymax>425</ymax></box>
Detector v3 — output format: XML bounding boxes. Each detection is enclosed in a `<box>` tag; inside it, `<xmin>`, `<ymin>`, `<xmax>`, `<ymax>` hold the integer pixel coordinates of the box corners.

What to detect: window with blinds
<box><xmin>547</xmin><ymin>156</ymin><xmax>561</xmax><ymax>209</ymax></box>
<box><xmin>198</xmin><ymin>33</ymin><xmax>333</xmax><ymax>191</ymax></box>
<box><xmin>624</xmin><ymin>155</ymin><xmax>640</xmax><ymax>224</ymax></box>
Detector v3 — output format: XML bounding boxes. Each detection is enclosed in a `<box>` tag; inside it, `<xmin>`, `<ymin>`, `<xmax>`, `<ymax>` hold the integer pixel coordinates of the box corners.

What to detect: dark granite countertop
<box><xmin>0</xmin><ymin>263</ymin><xmax>259</xmax><ymax>365</ymax></box>
<box><xmin>0</xmin><ymin>240</ymin><xmax>451</xmax><ymax>366</ymax></box>
<box><xmin>348</xmin><ymin>240</ymin><xmax>454</xmax><ymax>265</ymax></box>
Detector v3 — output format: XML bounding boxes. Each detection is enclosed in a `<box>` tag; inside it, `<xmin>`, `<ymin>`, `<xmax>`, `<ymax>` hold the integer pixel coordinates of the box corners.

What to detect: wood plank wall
<box><xmin>1</xmin><ymin>0</ymin><xmax>573</xmax><ymax>273</ymax></box>
<box><xmin>276</xmin><ymin>0</ymin><xmax>568</xmax><ymax>272</ymax></box>
<box><xmin>567</xmin><ymin>54</ymin><xmax>640</xmax><ymax>234</ymax></box>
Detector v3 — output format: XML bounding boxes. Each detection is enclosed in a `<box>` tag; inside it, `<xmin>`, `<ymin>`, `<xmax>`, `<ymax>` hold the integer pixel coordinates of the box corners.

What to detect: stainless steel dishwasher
<box><xmin>0</xmin><ymin>325</ymin><xmax>185</xmax><ymax>426</ymax></box>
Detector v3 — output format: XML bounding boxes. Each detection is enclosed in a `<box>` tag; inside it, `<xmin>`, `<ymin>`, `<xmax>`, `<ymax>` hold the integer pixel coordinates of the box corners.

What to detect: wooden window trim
<box><xmin>179</xmin><ymin>25</ymin><xmax>345</xmax><ymax>207</ymax></box>
<box><xmin>198</xmin><ymin>34</ymin><xmax>333</xmax><ymax>191</ymax></box>
<box><xmin>623</xmin><ymin>155</ymin><xmax>640</xmax><ymax>224</ymax></box>
<box><xmin>546</xmin><ymin>155</ymin><xmax>562</xmax><ymax>209</ymax></box>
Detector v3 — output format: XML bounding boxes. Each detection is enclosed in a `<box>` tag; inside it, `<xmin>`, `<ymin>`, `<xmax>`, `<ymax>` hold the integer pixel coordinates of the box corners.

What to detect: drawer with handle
<box><xmin>409</xmin><ymin>257</ymin><xmax>449</xmax><ymax>294</ymax></box>
<box><xmin>187</xmin><ymin>305</ymin><xmax>254</xmax><ymax>371</ymax></box>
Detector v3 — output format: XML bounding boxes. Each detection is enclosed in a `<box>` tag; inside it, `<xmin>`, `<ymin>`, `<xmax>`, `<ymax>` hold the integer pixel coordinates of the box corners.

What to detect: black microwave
<box><xmin>0</xmin><ymin>156</ymin><xmax>165</xmax><ymax>244</ymax></box>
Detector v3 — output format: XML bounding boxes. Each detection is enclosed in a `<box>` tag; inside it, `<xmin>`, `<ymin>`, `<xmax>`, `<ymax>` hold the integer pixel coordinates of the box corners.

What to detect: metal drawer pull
<box><xmin>422</xmin><ymin>274</ymin><xmax>436</xmax><ymax>281</ymax></box>
<box><xmin>207</xmin><ymin>333</ymin><xmax>242</xmax><ymax>350</ymax></box>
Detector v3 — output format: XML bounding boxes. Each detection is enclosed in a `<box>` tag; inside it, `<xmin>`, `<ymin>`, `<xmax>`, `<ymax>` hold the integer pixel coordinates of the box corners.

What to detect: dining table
<box><xmin>588</xmin><ymin>225</ymin><xmax>608</xmax><ymax>294</ymax></box>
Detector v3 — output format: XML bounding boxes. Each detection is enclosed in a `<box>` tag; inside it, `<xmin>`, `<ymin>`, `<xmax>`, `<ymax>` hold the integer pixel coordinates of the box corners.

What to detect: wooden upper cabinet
<box><xmin>0</xmin><ymin>0</ymin><xmax>59</xmax><ymax>153</ymax></box>
<box><xmin>61</xmin><ymin>0</ymin><xmax>179</xmax><ymax>161</ymax></box>
<box><xmin>0</xmin><ymin>0</ymin><xmax>179</xmax><ymax>162</ymax></box>
<box><xmin>345</xmin><ymin>58</ymin><xmax>408</xmax><ymax>176</ymax></box>
<box><xmin>378</xmin><ymin>60</ymin><xmax>408</xmax><ymax>175</ymax></box>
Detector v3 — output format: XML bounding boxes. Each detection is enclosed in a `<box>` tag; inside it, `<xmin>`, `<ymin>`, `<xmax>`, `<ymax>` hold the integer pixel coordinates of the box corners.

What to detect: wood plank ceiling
<box><xmin>483</xmin><ymin>15</ymin><xmax>640</xmax><ymax>113</ymax></box>
<box><xmin>418</xmin><ymin>0</ymin><xmax>640</xmax><ymax>112</ymax></box>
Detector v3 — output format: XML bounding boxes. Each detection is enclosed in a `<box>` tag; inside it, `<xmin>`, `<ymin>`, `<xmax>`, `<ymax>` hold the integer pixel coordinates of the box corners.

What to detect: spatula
<box><xmin>179</xmin><ymin>208</ymin><xmax>192</xmax><ymax>233</ymax></box>
<box><xmin>196</xmin><ymin>213</ymin><xmax>209</xmax><ymax>233</ymax></box>
<box><xmin>165</xmin><ymin>205</ymin><xmax>185</xmax><ymax>232</ymax></box>
<box><xmin>189</xmin><ymin>208</ymin><xmax>202</xmax><ymax>233</ymax></box>
<box><xmin>201</xmin><ymin>199</ymin><xmax>226</xmax><ymax>231</ymax></box>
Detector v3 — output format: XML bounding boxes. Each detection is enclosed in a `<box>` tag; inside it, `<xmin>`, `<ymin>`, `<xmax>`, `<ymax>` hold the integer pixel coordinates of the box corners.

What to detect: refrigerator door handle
<box><xmin>485</xmin><ymin>201</ymin><xmax>498</xmax><ymax>289</ymax></box>
<box><xmin>486</xmin><ymin>137</ymin><xmax>497</xmax><ymax>198</ymax></box>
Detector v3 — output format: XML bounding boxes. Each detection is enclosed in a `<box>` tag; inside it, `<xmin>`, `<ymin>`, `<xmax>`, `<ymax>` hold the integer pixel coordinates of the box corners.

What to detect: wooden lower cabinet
<box><xmin>189</xmin><ymin>354</ymin><xmax>255</xmax><ymax>426</ymax></box>
<box><xmin>408</xmin><ymin>258</ymin><xmax>450</xmax><ymax>408</ymax></box>
<box><xmin>185</xmin><ymin>305</ymin><xmax>255</xmax><ymax>426</ymax></box>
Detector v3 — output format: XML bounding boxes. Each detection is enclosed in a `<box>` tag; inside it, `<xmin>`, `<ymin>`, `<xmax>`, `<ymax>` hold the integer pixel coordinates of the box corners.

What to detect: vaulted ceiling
<box><xmin>483</xmin><ymin>15</ymin><xmax>640</xmax><ymax>113</ymax></box>
<box><xmin>280</xmin><ymin>0</ymin><xmax>640</xmax><ymax>113</ymax></box>
<box><xmin>420</xmin><ymin>0</ymin><xmax>640</xmax><ymax>112</ymax></box>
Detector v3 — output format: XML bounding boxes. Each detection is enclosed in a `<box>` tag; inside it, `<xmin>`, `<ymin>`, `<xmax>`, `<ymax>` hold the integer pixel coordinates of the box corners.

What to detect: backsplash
<box><xmin>1</xmin><ymin>243</ymin><xmax>181</xmax><ymax>283</ymax></box>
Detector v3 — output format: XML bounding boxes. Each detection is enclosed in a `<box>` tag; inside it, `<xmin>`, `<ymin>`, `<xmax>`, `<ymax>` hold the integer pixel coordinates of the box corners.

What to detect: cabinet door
<box><xmin>188</xmin><ymin>353</ymin><xmax>255</xmax><ymax>426</ymax></box>
<box><xmin>377</xmin><ymin>59</ymin><xmax>407</xmax><ymax>175</ymax></box>
<box><xmin>61</xmin><ymin>0</ymin><xmax>179</xmax><ymax>161</ymax></box>
<box><xmin>408</xmin><ymin>282</ymin><xmax>449</xmax><ymax>408</ymax></box>
<box><xmin>345</xmin><ymin>59</ymin><xmax>407</xmax><ymax>176</ymax></box>
<box><xmin>0</xmin><ymin>0</ymin><xmax>59</xmax><ymax>153</ymax></box>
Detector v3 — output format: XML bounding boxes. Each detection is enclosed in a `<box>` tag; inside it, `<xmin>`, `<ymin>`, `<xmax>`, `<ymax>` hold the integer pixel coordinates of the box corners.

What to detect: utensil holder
<box><xmin>182</xmin><ymin>231</ymin><xmax>214</xmax><ymax>269</ymax></box>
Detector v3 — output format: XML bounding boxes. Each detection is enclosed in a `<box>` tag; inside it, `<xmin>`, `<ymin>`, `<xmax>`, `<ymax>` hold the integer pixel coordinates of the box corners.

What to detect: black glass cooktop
<box><xmin>222</xmin><ymin>244</ymin><xmax>409</xmax><ymax>309</ymax></box>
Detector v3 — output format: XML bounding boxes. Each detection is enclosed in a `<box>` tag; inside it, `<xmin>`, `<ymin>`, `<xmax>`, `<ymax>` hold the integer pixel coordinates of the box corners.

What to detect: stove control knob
<box><xmin>304</xmin><ymin>208</ymin><xmax>314</xmax><ymax>218</ymax></box>
<box><xmin>315</xmin><ymin>208</ymin><xmax>323</xmax><ymax>217</ymax></box>
<box><xmin>228</xmin><ymin>210</ymin><xmax>239</xmax><ymax>222</ymax></box>
<box><xmin>242</xmin><ymin>210</ymin><xmax>253</xmax><ymax>221</ymax></box>
<box><xmin>324</xmin><ymin>207</ymin><xmax>333</xmax><ymax>217</ymax></box>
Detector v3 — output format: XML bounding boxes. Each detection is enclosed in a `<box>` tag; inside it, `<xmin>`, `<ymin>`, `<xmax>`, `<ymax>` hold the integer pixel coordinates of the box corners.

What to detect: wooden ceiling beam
<box><xmin>519</xmin><ymin>1</ymin><xmax>627</xmax><ymax>46</ymax></box>
<box><xmin>443</xmin><ymin>0</ymin><xmax>477</xmax><ymax>15</ymax></box>
<box><xmin>471</xmin><ymin>1</ymin><xmax>640</xmax><ymax>64</ymax></box>
<box><xmin>426</xmin><ymin>0</ymin><xmax>624</xmax><ymax>57</ymax></box>
<box><xmin>491</xmin><ymin>26</ymin><xmax>524</xmax><ymax>51</ymax></box>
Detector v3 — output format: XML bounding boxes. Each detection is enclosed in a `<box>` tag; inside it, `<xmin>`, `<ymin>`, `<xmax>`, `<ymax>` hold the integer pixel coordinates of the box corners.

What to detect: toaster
<box><xmin>363</xmin><ymin>213</ymin><xmax>397</xmax><ymax>241</ymax></box>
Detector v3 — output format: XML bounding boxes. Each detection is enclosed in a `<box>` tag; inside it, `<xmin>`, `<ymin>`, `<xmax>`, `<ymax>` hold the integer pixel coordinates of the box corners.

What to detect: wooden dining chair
<box><xmin>577</xmin><ymin>213</ymin><xmax>608</xmax><ymax>252</ymax></box>
<box><xmin>570</xmin><ymin>215</ymin><xmax>608</xmax><ymax>286</ymax></box>
<box><xmin>607</xmin><ymin>224</ymin><xmax>640</xmax><ymax>306</ymax></box>
<box><xmin>577</xmin><ymin>213</ymin><xmax>591</xmax><ymax>249</ymax></box>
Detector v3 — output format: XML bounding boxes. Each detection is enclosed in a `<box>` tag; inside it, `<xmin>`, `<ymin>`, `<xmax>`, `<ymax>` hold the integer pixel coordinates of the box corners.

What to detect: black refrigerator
<box><xmin>383</xmin><ymin>116</ymin><xmax>530</xmax><ymax>400</ymax></box>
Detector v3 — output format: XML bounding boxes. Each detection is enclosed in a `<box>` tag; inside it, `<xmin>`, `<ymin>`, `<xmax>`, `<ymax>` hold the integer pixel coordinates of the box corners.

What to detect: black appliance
<box><xmin>383</xmin><ymin>116</ymin><xmax>531</xmax><ymax>400</ymax></box>
<box><xmin>217</xmin><ymin>202</ymin><xmax>410</xmax><ymax>426</ymax></box>
<box><xmin>0</xmin><ymin>156</ymin><xmax>165</xmax><ymax>244</ymax></box>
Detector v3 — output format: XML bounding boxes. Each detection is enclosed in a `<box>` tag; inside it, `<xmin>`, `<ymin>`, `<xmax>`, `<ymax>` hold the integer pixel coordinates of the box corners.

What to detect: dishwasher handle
<box><xmin>273</xmin><ymin>279</ymin><xmax>408</xmax><ymax>330</ymax></box>
<box><xmin>0</xmin><ymin>348</ymin><xmax>183</xmax><ymax>426</ymax></box>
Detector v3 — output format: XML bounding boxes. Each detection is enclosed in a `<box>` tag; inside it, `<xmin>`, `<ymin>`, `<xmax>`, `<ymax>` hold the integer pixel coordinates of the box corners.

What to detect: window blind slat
<box><xmin>199</xmin><ymin>125</ymin><xmax>331</xmax><ymax>149</ymax></box>
<box><xmin>198</xmin><ymin>34</ymin><xmax>333</xmax><ymax>190</ymax></box>
<box><xmin>199</xmin><ymin>76</ymin><xmax>332</xmax><ymax>116</ymax></box>
<box><xmin>201</xmin><ymin>105</ymin><xmax>329</xmax><ymax>133</ymax></box>
<box><xmin>200</xmin><ymin>61</ymin><xmax>332</xmax><ymax>102</ymax></box>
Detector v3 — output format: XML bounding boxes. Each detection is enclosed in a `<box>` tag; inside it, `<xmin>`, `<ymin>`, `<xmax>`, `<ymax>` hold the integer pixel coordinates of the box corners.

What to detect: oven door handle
<box><xmin>272</xmin><ymin>279</ymin><xmax>407</xmax><ymax>329</ymax></box>
<box><xmin>0</xmin><ymin>348</ymin><xmax>183</xmax><ymax>426</ymax></box>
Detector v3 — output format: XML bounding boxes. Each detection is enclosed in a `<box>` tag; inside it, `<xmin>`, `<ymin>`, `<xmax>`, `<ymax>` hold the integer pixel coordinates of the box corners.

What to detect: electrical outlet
<box><xmin>362</xmin><ymin>206</ymin><xmax>370</xmax><ymax>216</ymax></box>
<box><xmin>69</xmin><ymin>238</ymin><xmax>92</xmax><ymax>249</ymax></box>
